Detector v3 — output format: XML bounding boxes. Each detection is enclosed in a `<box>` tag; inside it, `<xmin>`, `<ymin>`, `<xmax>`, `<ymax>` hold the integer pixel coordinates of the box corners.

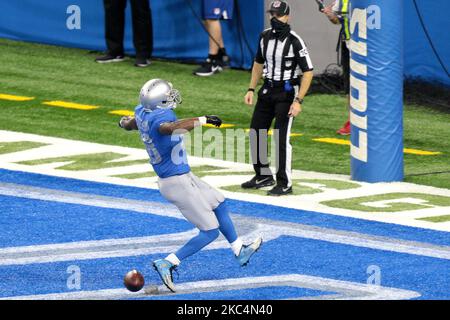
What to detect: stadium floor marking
<box><xmin>0</xmin><ymin>94</ymin><xmax>440</xmax><ymax>153</ymax></box>
<box><xmin>313</xmin><ymin>138</ymin><xmax>442</xmax><ymax>155</ymax></box>
<box><xmin>108</xmin><ymin>110</ymin><xmax>133</xmax><ymax>116</ymax></box>
<box><xmin>0</xmin><ymin>274</ymin><xmax>420</xmax><ymax>300</ymax></box>
<box><xmin>244</xmin><ymin>129</ymin><xmax>303</xmax><ymax>137</ymax></box>
<box><xmin>203</xmin><ymin>123</ymin><xmax>235</xmax><ymax>128</ymax></box>
<box><xmin>0</xmin><ymin>93</ymin><xmax>34</xmax><ymax>101</ymax></box>
<box><xmin>403</xmin><ymin>148</ymin><xmax>442</xmax><ymax>156</ymax></box>
<box><xmin>42</xmin><ymin>100</ymin><xmax>99</xmax><ymax>110</ymax></box>
<box><xmin>1</xmin><ymin>182</ymin><xmax>450</xmax><ymax>266</ymax></box>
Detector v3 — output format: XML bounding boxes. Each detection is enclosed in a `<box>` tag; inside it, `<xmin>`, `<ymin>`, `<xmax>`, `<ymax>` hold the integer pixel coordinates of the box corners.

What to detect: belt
<box><xmin>264</xmin><ymin>78</ymin><xmax>300</xmax><ymax>88</ymax></box>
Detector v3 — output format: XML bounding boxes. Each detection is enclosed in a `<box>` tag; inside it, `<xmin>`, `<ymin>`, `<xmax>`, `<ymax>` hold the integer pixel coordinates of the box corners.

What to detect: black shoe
<box><xmin>241</xmin><ymin>175</ymin><xmax>275</xmax><ymax>189</ymax></box>
<box><xmin>218</xmin><ymin>48</ymin><xmax>230</xmax><ymax>68</ymax></box>
<box><xmin>95</xmin><ymin>54</ymin><xmax>125</xmax><ymax>63</ymax></box>
<box><xmin>267</xmin><ymin>185</ymin><xmax>293</xmax><ymax>196</ymax></box>
<box><xmin>194</xmin><ymin>59</ymin><xmax>223</xmax><ymax>76</ymax></box>
<box><xmin>135</xmin><ymin>58</ymin><xmax>152</xmax><ymax>68</ymax></box>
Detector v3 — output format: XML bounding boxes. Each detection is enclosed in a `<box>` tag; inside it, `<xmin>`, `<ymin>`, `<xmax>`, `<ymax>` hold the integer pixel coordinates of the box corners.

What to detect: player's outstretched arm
<box><xmin>159</xmin><ymin>115</ymin><xmax>222</xmax><ymax>135</ymax></box>
<box><xmin>118</xmin><ymin>116</ymin><xmax>138</xmax><ymax>131</ymax></box>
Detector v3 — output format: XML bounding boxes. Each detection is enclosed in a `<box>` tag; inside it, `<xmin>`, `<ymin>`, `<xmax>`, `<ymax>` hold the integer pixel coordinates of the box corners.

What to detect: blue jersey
<box><xmin>134</xmin><ymin>105</ymin><xmax>190</xmax><ymax>178</ymax></box>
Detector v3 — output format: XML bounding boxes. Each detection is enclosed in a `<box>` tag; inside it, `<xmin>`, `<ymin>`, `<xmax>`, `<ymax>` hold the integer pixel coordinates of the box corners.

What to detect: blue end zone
<box><xmin>0</xmin><ymin>194</ymin><xmax>191</xmax><ymax>247</ymax></box>
<box><xmin>1</xmin><ymin>169</ymin><xmax>449</xmax><ymax>246</ymax></box>
<box><xmin>1</xmin><ymin>236</ymin><xmax>449</xmax><ymax>299</ymax></box>
<box><xmin>135</xmin><ymin>287</ymin><xmax>332</xmax><ymax>300</ymax></box>
<box><xmin>1</xmin><ymin>169</ymin><xmax>450</xmax><ymax>300</ymax></box>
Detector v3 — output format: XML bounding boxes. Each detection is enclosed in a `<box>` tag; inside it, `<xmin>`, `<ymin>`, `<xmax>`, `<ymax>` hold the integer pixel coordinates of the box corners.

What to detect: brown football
<box><xmin>124</xmin><ymin>270</ymin><xmax>145</xmax><ymax>292</ymax></box>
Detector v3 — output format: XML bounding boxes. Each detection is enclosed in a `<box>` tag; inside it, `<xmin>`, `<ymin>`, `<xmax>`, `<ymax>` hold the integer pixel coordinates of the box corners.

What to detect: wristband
<box><xmin>198</xmin><ymin>116</ymin><xmax>207</xmax><ymax>125</ymax></box>
<box><xmin>248</xmin><ymin>88</ymin><xmax>255</xmax><ymax>92</ymax></box>
<box><xmin>294</xmin><ymin>97</ymin><xmax>304</xmax><ymax>104</ymax></box>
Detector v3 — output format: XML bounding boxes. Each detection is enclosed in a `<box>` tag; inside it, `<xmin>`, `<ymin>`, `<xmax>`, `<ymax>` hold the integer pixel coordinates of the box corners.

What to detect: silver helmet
<box><xmin>139</xmin><ymin>79</ymin><xmax>182</xmax><ymax>111</ymax></box>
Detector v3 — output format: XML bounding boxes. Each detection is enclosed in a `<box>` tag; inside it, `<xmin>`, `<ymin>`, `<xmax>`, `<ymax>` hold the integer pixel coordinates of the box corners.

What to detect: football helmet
<box><xmin>139</xmin><ymin>79</ymin><xmax>182</xmax><ymax>111</ymax></box>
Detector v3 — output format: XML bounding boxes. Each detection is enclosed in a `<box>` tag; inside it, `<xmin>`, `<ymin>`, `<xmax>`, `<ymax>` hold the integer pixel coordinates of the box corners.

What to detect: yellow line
<box><xmin>314</xmin><ymin>137</ymin><xmax>441</xmax><ymax>155</ymax></box>
<box><xmin>203</xmin><ymin>123</ymin><xmax>235</xmax><ymax>128</ymax></box>
<box><xmin>109</xmin><ymin>110</ymin><xmax>134</xmax><ymax>117</ymax></box>
<box><xmin>404</xmin><ymin>148</ymin><xmax>441</xmax><ymax>156</ymax></box>
<box><xmin>42</xmin><ymin>101</ymin><xmax>99</xmax><ymax>110</ymax></box>
<box><xmin>244</xmin><ymin>129</ymin><xmax>303</xmax><ymax>137</ymax></box>
<box><xmin>313</xmin><ymin>138</ymin><xmax>350</xmax><ymax>145</ymax></box>
<box><xmin>0</xmin><ymin>93</ymin><xmax>34</xmax><ymax>101</ymax></box>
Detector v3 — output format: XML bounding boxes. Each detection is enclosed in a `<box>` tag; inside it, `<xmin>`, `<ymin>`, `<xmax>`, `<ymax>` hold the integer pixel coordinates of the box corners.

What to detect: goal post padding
<box><xmin>350</xmin><ymin>0</ymin><xmax>404</xmax><ymax>182</ymax></box>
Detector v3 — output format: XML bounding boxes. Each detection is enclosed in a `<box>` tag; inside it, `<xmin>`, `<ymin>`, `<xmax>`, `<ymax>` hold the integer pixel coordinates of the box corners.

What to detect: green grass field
<box><xmin>0</xmin><ymin>38</ymin><xmax>448</xmax><ymax>189</ymax></box>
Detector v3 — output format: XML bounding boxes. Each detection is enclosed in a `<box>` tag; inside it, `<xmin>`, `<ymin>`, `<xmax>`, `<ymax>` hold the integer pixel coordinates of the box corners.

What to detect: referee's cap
<box><xmin>267</xmin><ymin>1</ymin><xmax>290</xmax><ymax>16</ymax></box>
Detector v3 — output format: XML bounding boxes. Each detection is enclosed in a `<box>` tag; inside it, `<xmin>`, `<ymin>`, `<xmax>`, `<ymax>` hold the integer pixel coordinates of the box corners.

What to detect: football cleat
<box><xmin>152</xmin><ymin>259</ymin><xmax>177</xmax><ymax>292</ymax></box>
<box><xmin>267</xmin><ymin>185</ymin><xmax>293</xmax><ymax>196</ymax></box>
<box><xmin>194</xmin><ymin>59</ymin><xmax>223</xmax><ymax>77</ymax></box>
<box><xmin>95</xmin><ymin>54</ymin><xmax>125</xmax><ymax>63</ymax></box>
<box><xmin>241</xmin><ymin>175</ymin><xmax>275</xmax><ymax>189</ymax></box>
<box><xmin>135</xmin><ymin>58</ymin><xmax>152</xmax><ymax>68</ymax></box>
<box><xmin>337</xmin><ymin>120</ymin><xmax>351</xmax><ymax>135</ymax></box>
<box><xmin>236</xmin><ymin>237</ymin><xmax>263</xmax><ymax>266</ymax></box>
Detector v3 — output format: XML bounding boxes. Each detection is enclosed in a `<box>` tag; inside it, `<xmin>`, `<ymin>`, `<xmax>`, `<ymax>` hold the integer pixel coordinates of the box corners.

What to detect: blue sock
<box><xmin>213</xmin><ymin>201</ymin><xmax>238</xmax><ymax>244</ymax></box>
<box><xmin>175</xmin><ymin>228</ymin><xmax>219</xmax><ymax>261</ymax></box>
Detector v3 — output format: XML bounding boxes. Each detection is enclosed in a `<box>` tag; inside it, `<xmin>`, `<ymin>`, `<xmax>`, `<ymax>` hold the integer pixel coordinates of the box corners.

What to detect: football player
<box><xmin>119</xmin><ymin>79</ymin><xmax>262</xmax><ymax>292</ymax></box>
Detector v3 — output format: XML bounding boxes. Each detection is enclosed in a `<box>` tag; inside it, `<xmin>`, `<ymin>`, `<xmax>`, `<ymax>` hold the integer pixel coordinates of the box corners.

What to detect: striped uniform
<box><xmin>255</xmin><ymin>29</ymin><xmax>314</xmax><ymax>82</ymax></box>
<box><xmin>250</xmin><ymin>28</ymin><xmax>313</xmax><ymax>188</ymax></box>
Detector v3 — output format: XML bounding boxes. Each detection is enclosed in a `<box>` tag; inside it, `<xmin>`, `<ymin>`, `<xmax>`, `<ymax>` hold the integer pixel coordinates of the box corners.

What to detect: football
<box><xmin>124</xmin><ymin>270</ymin><xmax>145</xmax><ymax>292</ymax></box>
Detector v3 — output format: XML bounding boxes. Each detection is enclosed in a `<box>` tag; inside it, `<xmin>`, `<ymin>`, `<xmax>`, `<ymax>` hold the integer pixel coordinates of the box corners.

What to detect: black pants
<box><xmin>341</xmin><ymin>40</ymin><xmax>350</xmax><ymax>94</ymax></box>
<box><xmin>250</xmin><ymin>84</ymin><xmax>296</xmax><ymax>188</ymax></box>
<box><xmin>103</xmin><ymin>0</ymin><xmax>153</xmax><ymax>59</ymax></box>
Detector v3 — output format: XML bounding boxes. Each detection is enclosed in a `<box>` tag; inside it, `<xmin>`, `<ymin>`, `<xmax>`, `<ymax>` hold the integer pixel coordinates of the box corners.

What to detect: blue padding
<box><xmin>0</xmin><ymin>0</ymin><xmax>263</xmax><ymax>69</ymax></box>
<box><xmin>350</xmin><ymin>0</ymin><xmax>404</xmax><ymax>182</ymax></box>
<box><xmin>404</xmin><ymin>0</ymin><xmax>450</xmax><ymax>86</ymax></box>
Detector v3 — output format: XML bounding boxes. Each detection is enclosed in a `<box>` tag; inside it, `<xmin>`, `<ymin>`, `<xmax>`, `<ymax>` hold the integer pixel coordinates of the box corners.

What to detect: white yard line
<box><xmin>0</xmin><ymin>130</ymin><xmax>449</xmax><ymax>231</ymax></box>
<box><xmin>0</xmin><ymin>274</ymin><xmax>420</xmax><ymax>300</ymax></box>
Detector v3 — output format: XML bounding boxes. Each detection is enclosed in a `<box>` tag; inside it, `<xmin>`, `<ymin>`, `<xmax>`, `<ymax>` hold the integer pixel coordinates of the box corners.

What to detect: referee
<box><xmin>242</xmin><ymin>1</ymin><xmax>314</xmax><ymax>196</ymax></box>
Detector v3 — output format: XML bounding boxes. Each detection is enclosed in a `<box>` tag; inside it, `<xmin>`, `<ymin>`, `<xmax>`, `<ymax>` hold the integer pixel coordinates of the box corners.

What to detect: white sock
<box><xmin>165</xmin><ymin>253</ymin><xmax>181</xmax><ymax>266</ymax></box>
<box><xmin>231</xmin><ymin>238</ymin><xmax>243</xmax><ymax>256</ymax></box>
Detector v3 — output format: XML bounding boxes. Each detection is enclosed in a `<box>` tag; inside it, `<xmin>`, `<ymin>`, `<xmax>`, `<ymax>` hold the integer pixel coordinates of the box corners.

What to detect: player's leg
<box><xmin>212</xmin><ymin>200</ymin><xmax>262</xmax><ymax>266</ymax></box>
<box><xmin>242</xmin><ymin>89</ymin><xmax>276</xmax><ymax>189</ymax></box>
<box><xmin>212</xmin><ymin>0</ymin><xmax>233</xmax><ymax>65</ymax></box>
<box><xmin>205</xmin><ymin>19</ymin><xmax>223</xmax><ymax>56</ymax></box>
<box><xmin>190</xmin><ymin>173</ymin><xmax>262</xmax><ymax>265</ymax></box>
<box><xmin>153</xmin><ymin>228</ymin><xmax>219</xmax><ymax>292</ymax></box>
<box><xmin>154</xmin><ymin>174</ymin><xmax>221</xmax><ymax>291</ymax></box>
<box><xmin>96</xmin><ymin>0</ymin><xmax>126</xmax><ymax>63</ymax></box>
<box><xmin>268</xmin><ymin>89</ymin><xmax>295</xmax><ymax>196</ymax></box>
<box><xmin>194</xmin><ymin>18</ymin><xmax>224</xmax><ymax>76</ymax></box>
<box><xmin>337</xmin><ymin>40</ymin><xmax>351</xmax><ymax>135</ymax></box>
<box><xmin>194</xmin><ymin>0</ymin><xmax>233</xmax><ymax>76</ymax></box>
<box><xmin>129</xmin><ymin>0</ymin><xmax>153</xmax><ymax>67</ymax></box>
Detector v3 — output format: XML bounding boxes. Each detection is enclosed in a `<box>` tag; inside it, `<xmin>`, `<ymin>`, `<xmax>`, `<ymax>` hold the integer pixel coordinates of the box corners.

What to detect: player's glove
<box><xmin>205</xmin><ymin>115</ymin><xmax>222</xmax><ymax>128</ymax></box>
<box><xmin>118</xmin><ymin>116</ymin><xmax>132</xmax><ymax>131</ymax></box>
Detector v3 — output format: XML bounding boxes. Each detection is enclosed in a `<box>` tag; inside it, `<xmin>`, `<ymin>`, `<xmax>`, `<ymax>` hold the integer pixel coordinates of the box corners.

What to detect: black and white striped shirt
<box><xmin>255</xmin><ymin>29</ymin><xmax>314</xmax><ymax>81</ymax></box>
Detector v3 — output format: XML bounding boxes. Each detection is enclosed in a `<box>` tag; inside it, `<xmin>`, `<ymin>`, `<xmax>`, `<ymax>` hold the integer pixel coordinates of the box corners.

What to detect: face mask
<box><xmin>270</xmin><ymin>17</ymin><xmax>290</xmax><ymax>40</ymax></box>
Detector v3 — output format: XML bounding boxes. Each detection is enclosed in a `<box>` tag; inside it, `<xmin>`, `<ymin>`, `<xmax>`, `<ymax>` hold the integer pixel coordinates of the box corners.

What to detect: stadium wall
<box><xmin>0</xmin><ymin>0</ymin><xmax>263</xmax><ymax>69</ymax></box>
<box><xmin>0</xmin><ymin>0</ymin><xmax>448</xmax><ymax>85</ymax></box>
